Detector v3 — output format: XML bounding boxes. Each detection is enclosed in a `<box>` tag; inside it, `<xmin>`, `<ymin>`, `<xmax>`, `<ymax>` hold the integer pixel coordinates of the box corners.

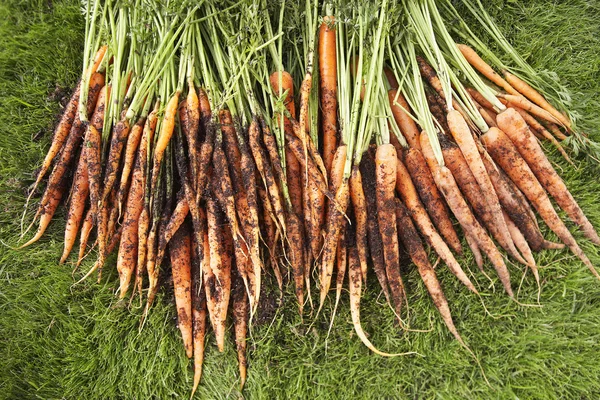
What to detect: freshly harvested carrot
<box><xmin>425</xmin><ymin>91</ymin><xmax>450</xmax><ymax>134</ymax></box>
<box><xmin>395</xmin><ymin>199</ymin><xmax>466</xmax><ymax>345</ymax></box>
<box><xmin>116</xmin><ymin>151</ymin><xmax>145</xmax><ymax>298</ymax></box>
<box><xmin>149</xmin><ymin>91</ymin><xmax>180</xmax><ymax>194</ymax></box>
<box><xmin>466</xmin><ymin>87</ymin><xmax>496</xmax><ymax>111</ymax></box>
<box><xmin>205</xmin><ymin>197</ymin><xmax>231</xmax><ymax>352</ymax></box>
<box><xmin>249</xmin><ymin>118</ymin><xmax>286</xmax><ymax>232</ymax></box>
<box><xmin>375</xmin><ymin>144</ymin><xmax>406</xmax><ymax>320</ymax></box>
<box><xmin>232</xmin><ymin>260</ymin><xmax>249</xmax><ymax>388</ymax></box>
<box><xmin>465</xmin><ymin>232</ymin><xmax>484</xmax><ymax>272</ymax></box>
<box><xmin>319</xmin><ymin>14</ymin><xmax>338</xmax><ymax>174</ymax></box>
<box><xmin>348</xmin><ymin>247</ymin><xmax>407</xmax><ymax>357</ymax></box>
<box><xmin>190</xmin><ymin>237</ymin><xmax>207</xmax><ymax>398</ymax></box>
<box><xmin>504</xmin><ymin>211</ymin><xmax>538</xmax><ymax>278</ymax></box>
<box><xmin>512</xmin><ymin>107</ymin><xmax>573</xmax><ymax>165</ymax></box>
<box><xmin>60</xmin><ymin>152</ymin><xmax>89</xmax><ymax>264</ymax></box>
<box><xmin>504</xmin><ymin>70</ymin><xmax>571</xmax><ymax>129</ymax></box>
<box><xmin>498</xmin><ymin>94</ymin><xmax>562</xmax><ymax>126</ymax></box>
<box><xmin>447</xmin><ymin>110</ymin><xmax>524</xmax><ymax>264</ymax></box>
<box><xmin>319</xmin><ymin>145</ymin><xmax>348</xmax><ymax>309</ymax></box>
<box><xmin>116</xmin><ymin>117</ymin><xmax>145</xmax><ymax>215</ymax></box>
<box><xmin>349</xmin><ymin>166</ymin><xmax>368</xmax><ymax>284</ymax></box>
<box><xmin>101</xmin><ymin>116</ymin><xmax>131</xmax><ymax>204</ymax></box>
<box><xmin>186</xmin><ymin>83</ymin><xmax>201</xmax><ymax>184</ymax></box>
<box><xmin>395</xmin><ymin>156</ymin><xmax>477</xmax><ymax>293</ymax></box>
<box><xmin>497</xmin><ymin>109</ymin><xmax>600</xmax><ymax>244</ymax></box>
<box><xmin>481</xmin><ymin>127</ymin><xmax>599</xmax><ymax>278</ymax></box>
<box><xmin>76</xmin><ymin>209</ymin><xmax>94</xmax><ymax>268</ymax></box>
<box><xmin>441</xmin><ymin>137</ymin><xmax>527</xmax><ymax>265</ymax></box>
<box><xmin>480</xmin><ymin>149</ymin><xmax>548</xmax><ymax>252</ymax></box>
<box><xmin>388</xmin><ymin>89</ymin><xmax>420</xmax><ymax>150</ymax></box>
<box><xmin>403</xmin><ymin>148</ymin><xmax>462</xmax><ymax>255</ymax></box>
<box><xmin>360</xmin><ymin>152</ymin><xmax>391</xmax><ymax>303</ymax></box>
<box><xmin>545</xmin><ymin>121</ymin><xmax>568</xmax><ymax>141</ymax></box>
<box><xmin>169</xmin><ymin>225</ymin><xmax>193</xmax><ymax>359</ymax></box>
<box><xmin>286</xmin><ymin>210</ymin><xmax>306</xmax><ymax>314</ymax></box>
<box><xmin>421</xmin><ymin>133</ymin><xmax>514</xmax><ymax>297</ymax></box>
<box><xmin>156</xmin><ymin>196</ymin><xmax>189</xmax><ymax>264</ymax></box>
<box><xmin>456</xmin><ymin>44</ymin><xmax>519</xmax><ymax>96</ymax></box>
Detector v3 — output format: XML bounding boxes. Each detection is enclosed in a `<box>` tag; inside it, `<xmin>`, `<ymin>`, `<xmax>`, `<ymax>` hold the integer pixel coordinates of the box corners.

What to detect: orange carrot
<box><xmin>349</xmin><ymin>166</ymin><xmax>368</xmax><ymax>284</ymax></box>
<box><xmin>170</xmin><ymin>225</ymin><xmax>193</xmax><ymax>358</ymax></box>
<box><xmin>319</xmin><ymin>15</ymin><xmax>338</xmax><ymax>174</ymax></box>
<box><xmin>388</xmin><ymin>89</ymin><xmax>420</xmax><ymax>150</ymax></box>
<box><xmin>76</xmin><ymin>209</ymin><xmax>94</xmax><ymax>269</ymax></box>
<box><xmin>60</xmin><ymin>151</ymin><xmax>89</xmax><ymax>264</ymax></box>
<box><xmin>232</xmin><ymin>259</ymin><xmax>249</xmax><ymax>389</ymax></box>
<box><xmin>116</xmin><ymin>117</ymin><xmax>145</xmax><ymax>215</ymax></box>
<box><xmin>498</xmin><ymin>94</ymin><xmax>562</xmax><ymax>126</ymax></box>
<box><xmin>457</xmin><ymin>44</ymin><xmax>519</xmax><ymax>96</ymax></box>
<box><xmin>497</xmin><ymin>109</ymin><xmax>599</xmax><ymax>244</ymax></box>
<box><xmin>481</xmin><ymin>127</ymin><xmax>599</xmax><ymax>278</ymax></box>
<box><xmin>190</xmin><ymin>237</ymin><xmax>207</xmax><ymax>398</ymax></box>
<box><xmin>149</xmin><ymin>91</ymin><xmax>180</xmax><ymax>195</ymax></box>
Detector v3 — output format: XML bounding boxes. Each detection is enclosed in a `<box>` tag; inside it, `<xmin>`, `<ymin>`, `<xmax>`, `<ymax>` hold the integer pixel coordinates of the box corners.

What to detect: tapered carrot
<box><xmin>60</xmin><ymin>151</ymin><xmax>89</xmax><ymax>264</ymax></box>
<box><xmin>360</xmin><ymin>152</ymin><xmax>391</xmax><ymax>303</ymax></box>
<box><xmin>447</xmin><ymin>110</ymin><xmax>524</xmax><ymax>263</ymax></box>
<box><xmin>466</xmin><ymin>87</ymin><xmax>496</xmax><ymax>111</ymax></box>
<box><xmin>85</xmin><ymin>85</ymin><xmax>109</xmax><ymax>221</ymax></box>
<box><xmin>186</xmin><ymin>83</ymin><xmax>201</xmax><ymax>184</ymax></box>
<box><xmin>504</xmin><ymin>210</ymin><xmax>538</xmax><ymax>282</ymax></box>
<box><xmin>497</xmin><ymin>109</ymin><xmax>600</xmax><ymax>244</ymax></box>
<box><xmin>150</xmin><ymin>91</ymin><xmax>180</xmax><ymax>195</ymax></box>
<box><xmin>403</xmin><ymin>148</ymin><xmax>462</xmax><ymax>255</ymax></box>
<box><xmin>350</xmin><ymin>166</ymin><xmax>368</xmax><ymax>284</ymax></box>
<box><xmin>287</xmin><ymin>210</ymin><xmax>306</xmax><ymax>314</ymax></box>
<box><xmin>319</xmin><ymin>14</ymin><xmax>338</xmax><ymax>174</ymax></box>
<box><xmin>76</xmin><ymin>209</ymin><xmax>94</xmax><ymax>269</ymax></box>
<box><xmin>395</xmin><ymin>199</ymin><xmax>466</xmax><ymax>345</ymax></box>
<box><xmin>503</xmin><ymin>71</ymin><xmax>571</xmax><ymax>129</ymax></box>
<box><xmin>190</xmin><ymin>237</ymin><xmax>207</xmax><ymax>398</ymax></box>
<box><xmin>270</xmin><ymin>71</ymin><xmax>296</xmax><ymax>118</ymax></box>
<box><xmin>101</xmin><ymin>116</ymin><xmax>131</xmax><ymax>205</ymax></box>
<box><xmin>232</xmin><ymin>259</ymin><xmax>249</xmax><ymax>389</ymax></box>
<box><xmin>481</xmin><ymin>127</ymin><xmax>599</xmax><ymax>278</ymax></box>
<box><xmin>169</xmin><ymin>225</ymin><xmax>193</xmax><ymax>359</ymax></box>
<box><xmin>498</xmin><ymin>94</ymin><xmax>562</xmax><ymax>126</ymax></box>
<box><xmin>465</xmin><ymin>232</ymin><xmax>484</xmax><ymax>272</ymax></box>
<box><xmin>456</xmin><ymin>44</ymin><xmax>519</xmax><ymax>96</ymax></box>
<box><xmin>421</xmin><ymin>133</ymin><xmax>514</xmax><ymax>297</ymax></box>
<box><xmin>375</xmin><ymin>144</ymin><xmax>406</xmax><ymax>320</ymax></box>
<box><xmin>441</xmin><ymin>137</ymin><xmax>527</xmax><ymax>265</ymax></box>
<box><xmin>395</xmin><ymin>156</ymin><xmax>477</xmax><ymax>293</ymax></box>
<box><xmin>116</xmin><ymin>117</ymin><xmax>145</xmax><ymax>215</ymax></box>
<box><xmin>388</xmin><ymin>89</ymin><xmax>420</xmax><ymax>150</ymax></box>
<box><xmin>319</xmin><ymin>146</ymin><xmax>348</xmax><ymax>309</ymax></box>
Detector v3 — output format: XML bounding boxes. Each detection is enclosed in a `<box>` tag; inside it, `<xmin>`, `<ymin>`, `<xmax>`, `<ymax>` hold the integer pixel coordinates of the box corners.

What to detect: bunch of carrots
<box><xmin>19</xmin><ymin>0</ymin><xmax>599</xmax><ymax>393</ymax></box>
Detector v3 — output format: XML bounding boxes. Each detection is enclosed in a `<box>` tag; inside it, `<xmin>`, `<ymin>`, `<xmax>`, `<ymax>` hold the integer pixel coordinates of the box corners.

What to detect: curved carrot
<box><xmin>457</xmin><ymin>44</ymin><xmax>519</xmax><ymax>96</ymax></box>
<box><xmin>116</xmin><ymin>117</ymin><xmax>145</xmax><ymax>215</ymax></box>
<box><xmin>60</xmin><ymin>151</ymin><xmax>89</xmax><ymax>264</ymax></box>
<box><xmin>170</xmin><ymin>225</ymin><xmax>193</xmax><ymax>359</ymax></box>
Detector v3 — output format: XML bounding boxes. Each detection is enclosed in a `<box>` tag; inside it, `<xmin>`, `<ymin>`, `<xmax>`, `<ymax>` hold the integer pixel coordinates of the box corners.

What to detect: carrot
<box><xmin>504</xmin><ymin>211</ymin><xmax>538</xmax><ymax>280</ymax></box>
<box><xmin>319</xmin><ymin>146</ymin><xmax>349</xmax><ymax>309</ymax></box>
<box><xmin>388</xmin><ymin>89</ymin><xmax>420</xmax><ymax>150</ymax></box>
<box><xmin>269</xmin><ymin>71</ymin><xmax>296</xmax><ymax>118</ymax></box>
<box><xmin>441</xmin><ymin>136</ymin><xmax>528</xmax><ymax>265</ymax></box>
<box><xmin>403</xmin><ymin>148</ymin><xmax>462</xmax><ymax>255</ymax></box>
<box><xmin>169</xmin><ymin>225</ymin><xmax>193</xmax><ymax>359</ymax></box>
<box><xmin>425</xmin><ymin>90</ymin><xmax>450</xmax><ymax>134</ymax></box>
<box><xmin>395</xmin><ymin>156</ymin><xmax>477</xmax><ymax>293</ymax></box>
<box><xmin>156</xmin><ymin>196</ymin><xmax>189</xmax><ymax>265</ymax></box>
<box><xmin>498</xmin><ymin>94</ymin><xmax>562</xmax><ymax>126</ymax></box>
<box><xmin>349</xmin><ymin>166</ymin><xmax>368</xmax><ymax>284</ymax></box>
<box><xmin>481</xmin><ymin>127</ymin><xmax>599</xmax><ymax>278</ymax></box>
<box><xmin>205</xmin><ymin>197</ymin><xmax>231</xmax><ymax>352</ymax></box>
<box><xmin>447</xmin><ymin>110</ymin><xmax>524</xmax><ymax>264</ymax></box>
<box><xmin>465</xmin><ymin>232</ymin><xmax>484</xmax><ymax>272</ymax></box>
<box><xmin>384</xmin><ymin>66</ymin><xmax>399</xmax><ymax>89</ymax></box>
<box><xmin>421</xmin><ymin>133</ymin><xmax>514</xmax><ymax>297</ymax></box>
<box><xmin>232</xmin><ymin>260</ymin><xmax>249</xmax><ymax>388</ymax></box>
<box><xmin>116</xmin><ymin>150</ymin><xmax>145</xmax><ymax>298</ymax></box>
<box><xmin>186</xmin><ymin>83</ymin><xmax>201</xmax><ymax>184</ymax></box>
<box><xmin>456</xmin><ymin>44</ymin><xmax>519</xmax><ymax>96</ymax></box>
<box><xmin>116</xmin><ymin>117</ymin><xmax>145</xmax><ymax>215</ymax></box>
<box><xmin>375</xmin><ymin>144</ymin><xmax>406</xmax><ymax>320</ymax></box>
<box><xmin>479</xmin><ymin>107</ymin><xmax>497</xmax><ymax>129</ymax></box>
<box><xmin>319</xmin><ymin>14</ymin><xmax>338</xmax><ymax>174</ymax></box>
<box><xmin>479</xmin><ymin>149</ymin><xmax>547</xmax><ymax>252</ymax></box>
<box><xmin>359</xmin><ymin>152</ymin><xmax>391</xmax><ymax>303</ymax></box>
<box><xmin>60</xmin><ymin>151</ymin><xmax>89</xmax><ymax>264</ymax></box>
<box><xmin>503</xmin><ymin>70</ymin><xmax>571</xmax><ymax>129</ymax></box>
<box><xmin>545</xmin><ymin>121</ymin><xmax>568</xmax><ymax>141</ymax></box>
<box><xmin>85</xmin><ymin>85</ymin><xmax>108</xmax><ymax>221</ymax></box>
<box><xmin>328</xmin><ymin>224</ymin><xmax>347</xmax><ymax>333</ymax></box>
<box><xmin>497</xmin><ymin>109</ymin><xmax>600</xmax><ymax>244</ymax></box>
<box><xmin>76</xmin><ymin>209</ymin><xmax>94</xmax><ymax>269</ymax></box>
<box><xmin>190</xmin><ymin>237</ymin><xmax>207</xmax><ymax>398</ymax></box>
<box><xmin>466</xmin><ymin>87</ymin><xmax>496</xmax><ymax>111</ymax></box>
<box><xmin>21</xmin><ymin>73</ymin><xmax>105</xmax><ymax>248</ymax></box>
<box><xmin>149</xmin><ymin>92</ymin><xmax>180</xmax><ymax>195</ymax></box>
<box><xmin>347</xmin><ymin>247</ymin><xmax>408</xmax><ymax>357</ymax></box>
<box><xmin>395</xmin><ymin>199</ymin><xmax>466</xmax><ymax>344</ymax></box>
<box><xmin>101</xmin><ymin>115</ymin><xmax>131</xmax><ymax>205</ymax></box>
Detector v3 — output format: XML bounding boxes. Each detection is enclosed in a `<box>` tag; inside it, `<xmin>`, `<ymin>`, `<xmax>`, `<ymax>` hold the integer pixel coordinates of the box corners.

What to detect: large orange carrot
<box><xmin>319</xmin><ymin>14</ymin><xmax>338</xmax><ymax>174</ymax></box>
<box><xmin>60</xmin><ymin>152</ymin><xmax>89</xmax><ymax>264</ymax></box>
<box><xmin>149</xmin><ymin>92</ymin><xmax>180</xmax><ymax>195</ymax></box>
<box><xmin>375</xmin><ymin>144</ymin><xmax>406</xmax><ymax>320</ymax></box>
<box><xmin>504</xmin><ymin>71</ymin><xmax>571</xmax><ymax>129</ymax></box>
<box><xmin>447</xmin><ymin>110</ymin><xmax>523</xmax><ymax>263</ymax></box>
<box><xmin>395</xmin><ymin>199</ymin><xmax>466</xmax><ymax>345</ymax></box>
<box><xmin>116</xmin><ymin>117</ymin><xmax>145</xmax><ymax>215</ymax></box>
<box><xmin>497</xmin><ymin>109</ymin><xmax>599</xmax><ymax>244</ymax></box>
<box><xmin>482</xmin><ymin>127</ymin><xmax>598</xmax><ymax>278</ymax></box>
<box><xmin>456</xmin><ymin>44</ymin><xmax>519</xmax><ymax>96</ymax></box>
<box><xmin>170</xmin><ymin>225</ymin><xmax>193</xmax><ymax>359</ymax></box>
<box><xmin>395</xmin><ymin>156</ymin><xmax>477</xmax><ymax>293</ymax></box>
<box><xmin>403</xmin><ymin>148</ymin><xmax>462</xmax><ymax>255</ymax></box>
<box><xmin>421</xmin><ymin>133</ymin><xmax>514</xmax><ymax>297</ymax></box>
<box><xmin>360</xmin><ymin>152</ymin><xmax>391</xmax><ymax>303</ymax></box>
<box><xmin>388</xmin><ymin>89</ymin><xmax>420</xmax><ymax>150</ymax></box>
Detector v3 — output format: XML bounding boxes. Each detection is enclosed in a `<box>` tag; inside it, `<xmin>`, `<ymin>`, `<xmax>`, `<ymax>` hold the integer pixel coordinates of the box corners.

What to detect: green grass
<box><xmin>1</xmin><ymin>1</ymin><xmax>600</xmax><ymax>398</ymax></box>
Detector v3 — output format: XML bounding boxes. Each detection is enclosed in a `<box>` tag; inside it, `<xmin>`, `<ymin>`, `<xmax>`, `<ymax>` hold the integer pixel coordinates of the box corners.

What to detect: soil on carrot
<box><xmin>1</xmin><ymin>0</ymin><xmax>600</xmax><ymax>399</ymax></box>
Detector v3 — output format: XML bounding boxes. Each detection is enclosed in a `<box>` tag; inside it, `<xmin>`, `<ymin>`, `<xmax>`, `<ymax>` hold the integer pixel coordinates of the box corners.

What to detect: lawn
<box><xmin>1</xmin><ymin>1</ymin><xmax>600</xmax><ymax>399</ymax></box>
